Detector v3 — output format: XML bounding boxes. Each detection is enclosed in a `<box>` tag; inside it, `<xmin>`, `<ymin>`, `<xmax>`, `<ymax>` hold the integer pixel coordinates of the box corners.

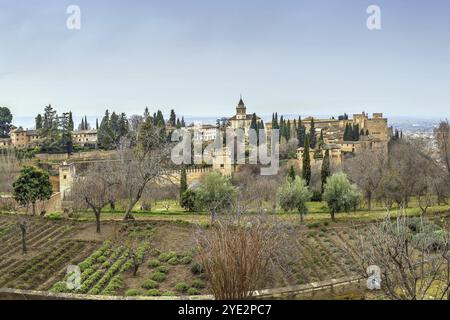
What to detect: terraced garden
<box><xmin>1</xmin><ymin>212</ymin><xmax>449</xmax><ymax>298</ymax></box>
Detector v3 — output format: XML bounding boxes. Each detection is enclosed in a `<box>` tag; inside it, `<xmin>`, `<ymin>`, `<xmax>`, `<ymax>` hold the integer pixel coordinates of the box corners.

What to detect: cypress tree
<box><xmin>35</xmin><ymin>114</ymin><xmax>43</xmax><ymax>130</ymax></box>
<box><xmin>180</xmin><ymin>167</ymin><xmax>188</xmax><ymax>204</ymax></box>
<box><xmin>68</xmin><ymin>112</ymin><xmax>74</xmax><ymax>131</ymax></box>
<box><xmin>321</xmin><ymin>149</ymin><xmax>331</xmax><ymax>193</ymax></box>
<box><xmin>288</xmin><ymin>165</ymin><xmax>296</xmax><ymax>181</ymax></box>
<box><xmin>302</xmin><ymin>134</ymin><xmax>311</xmax><ymax>186</ymax></box>
<box><xmin>309</xmin><ymin>118</ymin><xmax>316</xmax><ymax>149</ymax></box>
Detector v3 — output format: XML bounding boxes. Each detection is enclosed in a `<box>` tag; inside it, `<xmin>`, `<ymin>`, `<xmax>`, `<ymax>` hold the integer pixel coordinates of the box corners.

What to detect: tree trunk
<box><xmin>21</xmin><ymin>229</ymin><xmax>27</xmax><ymax>254</ymax></box>
<box><xmin>32</xmin><ymin>202</ymin><xmax>36</xmax><ymax>215</ymax></box>
<box><xmin>331</xmin><ymin>211</ymin><xmax>336</xmax><ymax>222</ymax></box>
<box><xmin>124</xmin><ymin>202</ymin><xmax>137</xmax><ymax>220</ymax></box>
<box><xmin>95</xmin><ymin>211</ymin><xmax>101</xmax><ymax>233</ymax></box>
<box><xmin>299</xmin><ymin>212</ymin><xmax>304</xmax><ymax>224</ymax></box>
<box><xmin>367</xmin><ymin>193</ymin><xmax>372</xmax><ymax>211</ymax></box>
<box><xmin>211</xmin><ymin>210</ymin><xmax>217</xmax><ymax>224</ymax></box>
<box><xmin>133</xmin><ymin>265</ymin><xmax>139</xmax><ymax>277</ymax></box>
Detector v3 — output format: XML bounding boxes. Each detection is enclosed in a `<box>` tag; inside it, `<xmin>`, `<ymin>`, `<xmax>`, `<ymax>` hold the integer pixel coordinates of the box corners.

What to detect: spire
<box><xmin>238</xmin><ymin>94</ymin><xmax>245</xmax><ymax>107</ymax></box>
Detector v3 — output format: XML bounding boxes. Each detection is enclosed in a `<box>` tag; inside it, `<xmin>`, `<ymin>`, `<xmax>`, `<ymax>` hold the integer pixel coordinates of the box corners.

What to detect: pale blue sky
<box><xmin>0</xmin><ymin>0</ymin><xmax>449</xmax><ymax>120</ymax></box>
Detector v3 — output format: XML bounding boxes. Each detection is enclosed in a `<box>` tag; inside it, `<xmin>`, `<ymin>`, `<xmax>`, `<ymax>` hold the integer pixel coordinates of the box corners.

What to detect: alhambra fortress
<box><xmin>1</xmin><ymin>98</ymin><xmax>390</xmax><ymax>208</ymax></box>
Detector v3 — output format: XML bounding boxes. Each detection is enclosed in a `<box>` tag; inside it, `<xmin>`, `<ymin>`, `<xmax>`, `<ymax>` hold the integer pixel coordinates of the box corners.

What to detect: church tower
<box><xmin>236</xmin><ymin>96</ymin><xmax>247</xmax><ymax>120</ymax></box>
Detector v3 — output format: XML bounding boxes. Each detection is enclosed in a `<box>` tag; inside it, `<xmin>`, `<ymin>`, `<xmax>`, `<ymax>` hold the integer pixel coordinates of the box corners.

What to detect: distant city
<box><xmin>12</xmin><ymin>114</ymin><xmax>446</xmax><ymax>136</ymax></box>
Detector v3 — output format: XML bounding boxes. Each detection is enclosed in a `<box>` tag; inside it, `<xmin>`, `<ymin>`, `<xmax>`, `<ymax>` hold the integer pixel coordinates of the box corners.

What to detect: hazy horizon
<box><xmin>1</xmin><ymin>0</ymin><xmax>450</xmax><ymax>118</ymax></box>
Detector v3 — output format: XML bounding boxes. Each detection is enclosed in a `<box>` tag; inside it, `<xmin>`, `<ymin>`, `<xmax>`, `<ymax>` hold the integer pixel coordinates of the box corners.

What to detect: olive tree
<box><xmin>196</xmin><ymin>172</ymin><xmax>237</xmax><ymax>222</ymax></box>
<box><xmin>277</xmin><ymin>177</ymin><xmax>312</xmax><ymax>223</ymax></box>
<box><xmin>322</xmin><ymin>172</ymin><xmax>361</xmax><ymax>221</ymax></box>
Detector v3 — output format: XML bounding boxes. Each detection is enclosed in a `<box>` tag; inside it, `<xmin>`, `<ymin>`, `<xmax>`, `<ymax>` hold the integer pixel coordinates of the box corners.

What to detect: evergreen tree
<box><xmin>319</xmin><ymin>129</ymin><xmax>324</xmax><ymax>147</ymax></box>
<box><xmin>119</xmin><ymin>113</ymin><xmax>129</xmax><ymax>138</ymax></box>
<box><xmin>0</xmin><ymin>107</ymin><xmax>12</xmax><ymax>138</ymax></box>
<box><xmin>80</xmin><ymin>117</ymin><xmax>85</xmax><ymax>130</ymax></box>
<box><xmin>302</xmin><ymin>134</ymin><xmax>311</xmax><ymax>186</ymax></box>
<box><xmin>297</xmin><ymin>125</ymin><xmax>306</xmax><ymax>148</ymax></box>
<box><xmin>181</xmin><ymin>117</ymin><xmax>186</xmax><ymax>127</ymax></box>
<box><xmin>352</xmin><ymin>124</ymin><xmax>360</xmax><ymax>141</ymax></box>
<box><xmin>288</xmin><ymin>165</ymin><xmax>296</xmax><ymax>181</ymax></box>
<box><xmin>96</xmin><ymin>118</ymin><xmax>99</xmax><ymax>130</ymax></box>
<box><xmin>176</xmin><ymin>118</ymin><xmax>181</xmax><ymax>129</ymax></box>
<box><xmin>321</xmin><ymin>149</ymin><xmax>331</xmax><ymax>194</ymax></box>
<box><xmin>155</xmin><ymin>110</ymin><xmax>165</xmax><ymax>127</ymax></box>
<box><xmin>84</xmin><ymin>116</ymin><xmax>88</xmax><ymax>130</ymax></box>
<box><xmin>169</xmin><ymin>109</ymin><xmax>176</xmax><ymax>127</ymax></box>
<box><xmin>143</xmin><ymin>107</ymin><xmax>150</xmax><ymax>119</ymax></box>
<box><xmin>309</xmin><ymin>118</ymin><xmax>317</xmax><ymax>149</ymax></box>
<box><xmin>180</xmin><ymin>167</ymin><xmax>188</xmax><ymax>204</ymax></box>
<box><xmin>60</xmin><ymin>112</ymin><xmax>73</xmax><ymax>155</ymax></box>
<box><xmin>343</xmin><ymin>123</ymin><xmax>351</xmax><ymax>141</ymax></box>
<box><xmin>35</xmin><ymin>114</ymin><xmax>43</xmax><ymax>130</ymax></box>
<box><xmin>98</xmin><ymin>110</ymin><xmax>112</xmax><ymax>149</ymax></box>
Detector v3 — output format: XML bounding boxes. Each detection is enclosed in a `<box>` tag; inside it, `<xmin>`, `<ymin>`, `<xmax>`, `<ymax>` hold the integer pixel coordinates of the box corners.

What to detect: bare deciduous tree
<box><xmin>71</xmin><ymin>162</ymin><xmax>119</xmax><ymax>233</ymax></box>
<box><xmin>115</xmin><ymin>124</ymin><xmax>174</xmax><ymax>220</ymax></box>
<box><xmin>344</xmin><ymin>149</ymin><xmax>385</xmax><ymax>211</ymax></box>
<box><xmin>0</xmin><ymin>149</ymin><xmax>20</xmax><ymax>194</ymax></box>
<box><xmin>17</xmin><ymin>216</ymin><xmax>28</xmax><ymax>255</ymax></box>
<box><xmin>434</xmin><ymin>120</ymin><xmax>450</xmax><ymax>178</ymax></box>
<box><xmin>195</xmin><ymin>216</ymin><xmax>288</xmax><ymax>300</ymax></box>
<box><xmin>350</xmin><ymin>215</ymin><xmax>450</xmax><ymax>300</ymax></box>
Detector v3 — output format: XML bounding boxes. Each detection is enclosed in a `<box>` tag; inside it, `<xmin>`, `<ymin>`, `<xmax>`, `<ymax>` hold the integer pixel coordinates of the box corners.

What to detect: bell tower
<box><xmin>236</xmin><ymin>96</ymin><xmax>247</xmax><ymax>120</ymax></box>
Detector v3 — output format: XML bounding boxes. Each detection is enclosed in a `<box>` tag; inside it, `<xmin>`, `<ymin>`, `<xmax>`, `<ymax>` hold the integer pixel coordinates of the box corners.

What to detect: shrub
<box><xmin>147</xmin><ymin>259</ymin><xmax>161</xmax><ymax>268</ymax></box>
<box><xmin>180</xmin><ymin>189</ymin><xmax>198</xmax><ymax>212</ymax></box>
<box><xmin>151</xmin><ymin>271</ymin><xmax>167</xmax><ymax>282</ymax></box>
<box><xmin>142</xmin><ymin>279</ymin><xmax>159</xmax><ymax>289</ymax></box>
<box><xmin>159</xmin><ymin>251</ymin><xmax>177</xmax><ymax>262</ymax></box>
<box><xmin>191</xmin><ymin>279</ymin><xmax>205</xmax><ymax>289</ymax></box>
<box><xmin>187</xmin><ymin>287</ymin><xmax>200</xmax><ymax>295</ymax></box>
<box><xmin>125</xmin><ymin>289</ymin><xmax>140</xmax><ymax>296</ymax></box>
<box><xmin>45</xmin><ymin>212</ymin><xmax>62</xmax><ymax>220</ymax></box>
<box><xmin>175</xmin><ymin>282</ymin><xmax>189</xmax><ymax>293</ymax></box>
<box><xmin>162</xmin><ymin>291</ymin><xmax>176</xmax><ymax>296</ymax></box>
<box><xmin>102</xmin><ymin>261</ymin><xmax>111</xmax><ymax>269</ymax></box>
<box><xmin>147</xmin><ymin>289</ymin><xmax>161</xmax><ymax>296</ymax></box>
<box><xmin>168</xmin><ymin>257</ymin><xmax>178</xmax><ymax>265</ymax></box>
<box><xmin>50</xmin><ymin>281</ymin><xmax>67</xmax><ymax>293</ymax></box>
<box><xmin>156</xmin><ymin>266</ymin><xmax>169</xmax><ymax>274</ymax></box>
<box><xmin>190</xmin><ymin>262</ymin><xmax>203</xmax><ymax>275</ymax></box>
<box><xmin>149</xmin><ymin>248</ymin><xmax>161</xmax><ymax>257</ymax></box>
<box><xmin>97</xmin><ymin>256</ymin><xmax>108</xmax><ymax>263</ymax></box>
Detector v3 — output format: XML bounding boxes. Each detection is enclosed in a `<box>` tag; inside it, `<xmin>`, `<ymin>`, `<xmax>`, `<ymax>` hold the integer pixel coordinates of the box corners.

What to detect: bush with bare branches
<box><xmin>195</xmin><ymin>216</ymin><xmax>289</xmax><ymax>299</ymax></box>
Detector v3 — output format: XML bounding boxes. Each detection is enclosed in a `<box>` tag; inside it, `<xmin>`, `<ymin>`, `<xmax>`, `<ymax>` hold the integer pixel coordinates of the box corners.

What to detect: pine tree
<box><xmin>302</xmin><ymin>134</ymin><xmax>311</xmax><ymax>186</ymax></box>
<box><xmin>321</xmin><ymin>149</ymin><xmax>331</xmax><ymax>193</ymax></box>
<box><xmin>288</xmin><ymin>165</ymin><xmax>296</xmax><ymax>181</ymax></box>
<box><xmin>180</xmin><ymin>167</ymin><xmax>188</xmax><ymax>204</ymax></box>
<box><xmin>309</xmin><ymin>118</ymin><xmax>316</xmax><ymax>149</ymax></box>
<box><xmin>98</xmin><ymin>110</ymin><xmax>112</xmax><ymax>149</ymax></box>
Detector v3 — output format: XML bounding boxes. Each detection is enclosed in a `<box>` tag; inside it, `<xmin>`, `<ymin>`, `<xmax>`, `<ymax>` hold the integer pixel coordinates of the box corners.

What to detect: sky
<box><xmin>0</xmin><ymin>0</ymin><xmax>449</xmax><ymax>122</ymax></box>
